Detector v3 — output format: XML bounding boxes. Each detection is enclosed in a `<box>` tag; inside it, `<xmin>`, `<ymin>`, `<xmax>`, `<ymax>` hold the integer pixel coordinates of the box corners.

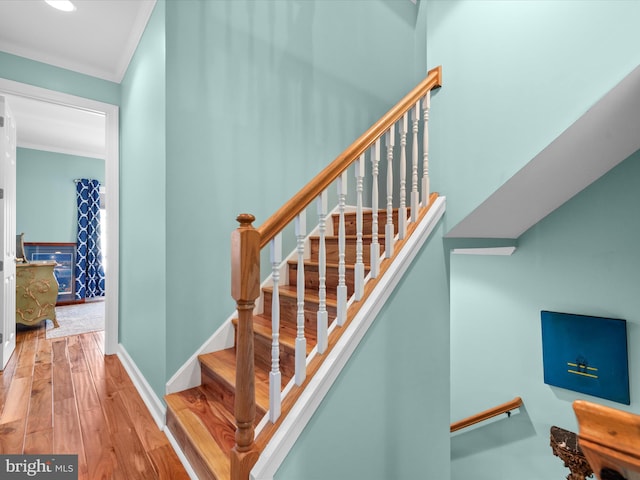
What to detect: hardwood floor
<box><xmin>0</xmin><ymin>322</ymin><xmax>190</xmax><ymax>480</ymax></box>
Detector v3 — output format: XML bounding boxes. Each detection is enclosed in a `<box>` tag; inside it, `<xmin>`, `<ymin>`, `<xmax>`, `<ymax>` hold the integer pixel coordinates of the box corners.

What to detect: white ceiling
<box><xmin>0</xmin><ymin>0</ymin><xmax>155</xmax><ymax>158</ymax></box>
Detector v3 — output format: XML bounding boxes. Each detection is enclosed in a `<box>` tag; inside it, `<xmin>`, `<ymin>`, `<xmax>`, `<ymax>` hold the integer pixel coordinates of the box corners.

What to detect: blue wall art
<box><xmin>541</xmin><ymin>310</ymin><xmax>630</xmax><ymax>405</ymax></box>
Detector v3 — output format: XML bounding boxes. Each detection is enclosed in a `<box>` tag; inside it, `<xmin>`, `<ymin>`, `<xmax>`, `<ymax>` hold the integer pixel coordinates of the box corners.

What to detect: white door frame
<box><xmin>0</xmin><ymin>95</ymin><xmax>17</xmax><ymax>369</ymax></box>
<box><xmin>0</xmin><ymin>78</ymin><xmax>119</xmax><ymax>354</ymax></box>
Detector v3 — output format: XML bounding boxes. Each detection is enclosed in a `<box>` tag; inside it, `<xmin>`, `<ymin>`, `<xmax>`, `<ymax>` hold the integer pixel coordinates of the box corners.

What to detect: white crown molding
<box><xmin>113</xmin><ymin>0</ymin><xmax>156</xmax><ymax>83</ymax></box>
<box><xmin>0</xmin><ymin>0</ymin><xmax>156</xmax><ymax>83</ymax></box>
<box><xmin>0</xmin><ymin>38</ymin><xmax>119</xmax><ymax>83</ymax></box>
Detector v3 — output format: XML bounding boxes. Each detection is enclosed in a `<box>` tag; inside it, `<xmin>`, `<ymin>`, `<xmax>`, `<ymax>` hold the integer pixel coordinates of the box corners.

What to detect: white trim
<box><xmin>0</xmin><ymin>77</ymin><xmax>120</xmax><ymax>355</ymax></box>
<box><xmin>117</xmin><ymin>343</ymin><xmax>166</xmax><ymax>429</ymax></box>
<box><xmin>0</xmin><ymin>1</ymin><xmax>156</xmax><ymax>83</ymax></box>
<box><xmin>0</xmin><ymin>39</ymin><xmax>121</xmax><ymax>83</ymax></box>
<box><xmin>165</xmin><ymin>315</ymin><xmax>235</xmax><ymax>394</ymax></box>
<box><xmin>17</xmin><ymin>141</ymin><xmax>105</xmax><ymax>160</ymax></box>
<box><xmin>451</xmin><ymin>246</ymin><xmax>516</xmax><ymax>256</ymax></box>
<box><xmin>250</xmin><ymin>197</ymin><xmax>446</xmax><ymax>480</ymax></box>
<box><xmin>113</xmin><ymin>0</ymin><xmax>157</xmax><ymax>83</ymax></box>
<box><xmin>103</xmin><ymin>102</ymin><xmax>119</xmax><ymax>355</ymax></box>
<box><xmin>163</xmin><ymin>426</ymin><xmax>201</xmax><ymax>480</ymax></box>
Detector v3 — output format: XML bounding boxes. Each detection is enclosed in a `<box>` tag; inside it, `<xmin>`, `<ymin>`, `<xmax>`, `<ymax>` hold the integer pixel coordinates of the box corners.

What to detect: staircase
<box><xmin>165</xmin><ymin>210</ymin><xmax>392</xmax><ymax>479</ymax></box>
<box><xmin>164</xmin><ymin>66</ymin><xmax>443</xmax><ymax>480</ymax></box>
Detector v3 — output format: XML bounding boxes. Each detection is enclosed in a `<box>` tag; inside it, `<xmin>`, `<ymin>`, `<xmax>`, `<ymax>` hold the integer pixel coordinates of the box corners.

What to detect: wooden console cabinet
<box><xmin>16</xmin><ymin>261</ymin><xmax>59</xmax><ymax>328</ymax></box>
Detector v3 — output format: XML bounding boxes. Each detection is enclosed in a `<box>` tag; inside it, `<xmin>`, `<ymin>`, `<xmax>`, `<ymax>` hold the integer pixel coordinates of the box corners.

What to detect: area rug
<box><xmin>46</xmin><ymin>300</ymin><xmax>105</xmax><ymax>339</ymax></box>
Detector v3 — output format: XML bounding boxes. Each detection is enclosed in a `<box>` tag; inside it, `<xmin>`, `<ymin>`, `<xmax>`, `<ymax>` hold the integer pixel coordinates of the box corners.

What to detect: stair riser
<box><xmin>288</xmin><ymin>262</ymin><xmax>358</xmax><ymax>297</ymax></box>
<box><xmin>166</xmin><ymin>410</ymin><xmax>219</xmax><ymax>480</ymax></box>
<box><xmin>262</xmin><ymin>290</ymin><xmax>337</xmax><ymax>328</ymax></box>
<box><xmin>332</xmin><ymin>210</ymin><xmax>405</xmax><ymax>236</ymax></box>
<box><xmin>309</xmin><ymin>236</ymin><xmax>384</xmax><ymax>265</ymax></box>
<box><xmin>253</xmin><ymin>332</ymin><xmax>296</xmax><ymax>380</ymax></box>
<box><xmin>200</xmin><ymin>365</ymin><xmax>266</xmax><ymax>425</ymax></box>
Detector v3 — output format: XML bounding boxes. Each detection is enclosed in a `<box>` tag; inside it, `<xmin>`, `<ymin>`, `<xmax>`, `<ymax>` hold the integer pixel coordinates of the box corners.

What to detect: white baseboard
<box><xmin>117</xmin><ymin>344</ymin><xmax>203</xmax><ymax>479</ymax></box>
<box><xmin>116</xmin><ymin>344</ymin><xmax>166</xmax><ymax>430</ymax></box>
<box><xmin>250</xmin><ymin>197</ymin><xmax>446</xmax><ymax>480</ymax></box>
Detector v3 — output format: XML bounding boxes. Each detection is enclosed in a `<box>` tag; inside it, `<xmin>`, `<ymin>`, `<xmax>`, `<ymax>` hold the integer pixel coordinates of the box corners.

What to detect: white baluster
<box><xmin>337</xmin><ymin>172</ymin><xmax>348</xmax><ymax>327</ymax></box>
<box><xmin>411</xmin><ymin>99</ymin><xmax>420</xmax><ymax>223</ymax></box>
<box><xmin>422</xmin><ymin>90</ymin><xmax>431</xmax><ymax>207</ymax></box>
<box><xmin>294</xmin><ymin>212</ymin><xmax>306</xmax><ymax>386</ymax></box>
<box><xmin>354</xmin><ymin>154</ymin><xmax>365</xmax><ymax>301</ymax></box>
<box><xmin>316</xmin><ymin>191</ymin><xmax>328</xmax><ymax>353</ymax></box>
<box><xmin>385</xmin><ymin>127</ymin><xmax>395</xmax><ymax>258</ymax></box>
<box><xmin>370</xmin><ymin>139</ymin><xmax>380</xmax><ymax>278</ymax></box>
<box><xmin>269</xmin><ymin>234</ymin><xmax>282</xmax><ymax>422</ymax></box>
<box><xmin>398</xmin><ymin>113</ymin><xmax>408</xmax><ymax>239</ymax></box>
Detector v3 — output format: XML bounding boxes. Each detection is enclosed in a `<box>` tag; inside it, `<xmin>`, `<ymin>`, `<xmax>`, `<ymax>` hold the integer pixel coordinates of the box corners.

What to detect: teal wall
<box><xmin>0</xmin><ymin>51</ymin><xmax>119</xmax><ymax>106</ymax></box>
<box><xmin>16</xmin><ymin>147</ymin><xmax>105</xmax><ymax>243</ymax></box>
<box><xmin>277</xmin><ymin>221</ymin><xmax>450</xmax><ymax>480</ymax></box>
<box><xmin>431</xmin><ymin>1</ymin><xmax>640</xmax><ymax>478</ymax></box>
<box><xmin>119</xmin><ymin>1</ymin><xmax>167</xmax><ymax>398</ymax></box>
<box><xmin>450</xmin><ymin>152</ymin><xmax>640</xmax><ymax>479</ymax></box>
<box><xmin>268</xmin><ymin>2</ymin><xmax>448</xmax><ymax>478</ymax></box>
<box><xmin>161</xmin><ymin>1</ymin><xmax>449</xmax><ymax>477</ymax></box>
<box><xmin>426</xmin><ymin>0</ymin><xmax>640</xmax><ymax>233</ymax></box>
<box><xmin>164</xmin><ymin>0</ymin><xmax>432</xmax><ymax>377</ymax></box>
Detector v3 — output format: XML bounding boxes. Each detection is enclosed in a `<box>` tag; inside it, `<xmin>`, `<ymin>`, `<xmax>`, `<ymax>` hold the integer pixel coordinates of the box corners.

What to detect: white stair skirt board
<box><xmin>120</xmin><ymin>344</ymin><xmax>202</xmax><ymax>479</ymax></box>
<box><xmin>117</xmin><ymin>344</ymin><xmax>166</xmax><ymax>430</ymax></box>
<box><xmin>165</xmin><ymin>317</ymin><xmax>236</xmax><ymax>395</ymax></box>
<box><xmin>250</xmin><ymin>196</ymin><xmax>446</xmax><ymax>480</ymax></box>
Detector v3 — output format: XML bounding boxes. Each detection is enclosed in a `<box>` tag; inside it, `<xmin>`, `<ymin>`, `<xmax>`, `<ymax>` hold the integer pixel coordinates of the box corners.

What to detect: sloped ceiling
<box><xmin>446</xmin><ymin>64</ymin><xmax>640</xmax><ymax>240</ymax></box>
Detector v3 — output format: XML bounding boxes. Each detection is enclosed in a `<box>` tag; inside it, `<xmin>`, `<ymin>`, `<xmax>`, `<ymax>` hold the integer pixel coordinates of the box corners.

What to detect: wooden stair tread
<box><xmin>310</xmin><ymin>233</ymin><xmax>386</xmax><ymax>241</ymax></box>
<box><xmin>252</xmin><ymin>314</ymin><xmax>316</xmax><ymax>354</ymax></box>
<box><xmin>331</xmin><ymin>207</ymin><xmax>406</xmax><ymax>215</ymax></box>
<box><xmin>262</xmin><ymin>285</ymin><xmax>338</xmax><ymax>305</ymax></box>
<box><xmin>286</xmin><ymin>259</ymin><xmax>369</xmax><ymax>271</ymax></box>
<box><xmin>165</xmin><ymin>388</ymin><xmax>233</xmax><ymax>480</ymax></box>
<box><xmin>165</xmin><ymin>194</ymin><xmax>439</xmax><ymax>477</ymax></box>
<box><xmin>198</xmin><ymin>348</ymin><xmax>272</xmax><ymax>414</ymax></box>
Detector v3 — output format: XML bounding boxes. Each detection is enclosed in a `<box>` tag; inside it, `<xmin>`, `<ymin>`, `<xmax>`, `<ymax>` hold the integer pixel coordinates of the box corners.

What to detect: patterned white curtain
<box><xmin>75</xmin><ymin>179</ymin><xmax>105</xmax><ymax>299</ymax></box>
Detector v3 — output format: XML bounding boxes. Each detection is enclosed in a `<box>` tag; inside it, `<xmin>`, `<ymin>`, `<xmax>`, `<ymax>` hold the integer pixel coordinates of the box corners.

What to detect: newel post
<box><xmin>230</xmin><ymin>213</ymin><xmax>261</xmax><ymax>480</ymax></box>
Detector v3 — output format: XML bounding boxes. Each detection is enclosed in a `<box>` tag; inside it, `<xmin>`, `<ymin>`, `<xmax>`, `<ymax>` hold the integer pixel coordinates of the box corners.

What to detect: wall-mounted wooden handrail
<box><xmin>450</xmin><ymin>397</ymin><xmax>523</xmax><ymax>433</ymax></box>
<box><xmin>256</xmin><ymin>66</ymin><xmax>442</xmax><ymax>248</ymax></box>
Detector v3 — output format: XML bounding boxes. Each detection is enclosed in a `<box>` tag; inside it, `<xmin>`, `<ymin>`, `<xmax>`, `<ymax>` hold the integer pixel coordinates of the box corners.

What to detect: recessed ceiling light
<box><xmin>45</xmin><ymin>0</ymin><xmax>77</xmax><ymax>12</ymax></box>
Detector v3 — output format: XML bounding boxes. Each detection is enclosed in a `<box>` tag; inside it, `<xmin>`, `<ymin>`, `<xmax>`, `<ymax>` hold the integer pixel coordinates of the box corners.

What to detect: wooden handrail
<box><xmin>450</xmin><ymin>397</ymin><xmax>523</xmax><ymax>433</ymax></box>
<box><xmin>256</xmin><ymin>66</ymin><xmax>442</xmax><ymax>248</ymax></box>
<box><xmin>231</xmin><ymin>67</ymin><xmax>443</xmax><ymax>480</ymax></box>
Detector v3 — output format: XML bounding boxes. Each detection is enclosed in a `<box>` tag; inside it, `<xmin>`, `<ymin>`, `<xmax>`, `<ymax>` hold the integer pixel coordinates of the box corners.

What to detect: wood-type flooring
<box><xmin>0</xmin><ymin>322</ymin><xmax>190</xmax><ymax>479</ymax></box>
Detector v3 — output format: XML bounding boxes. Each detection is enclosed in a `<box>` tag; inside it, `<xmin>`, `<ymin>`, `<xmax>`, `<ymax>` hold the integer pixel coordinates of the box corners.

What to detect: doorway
<box><xmin>0</xmin><ymin>77</ymin><xmax>119</xmax><ymax>355</ymax></box>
